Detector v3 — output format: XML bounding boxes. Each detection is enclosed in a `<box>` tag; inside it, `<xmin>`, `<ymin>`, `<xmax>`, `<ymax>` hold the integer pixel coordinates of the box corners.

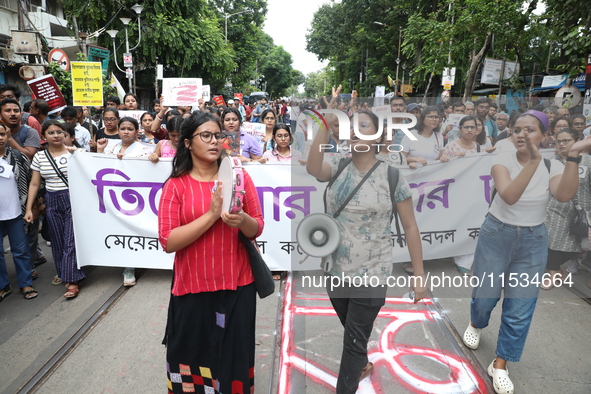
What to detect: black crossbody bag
<box><xmin>44</xmin><ymin>150</ymin><xmax>69</xmax><ymax>188</ymax></box>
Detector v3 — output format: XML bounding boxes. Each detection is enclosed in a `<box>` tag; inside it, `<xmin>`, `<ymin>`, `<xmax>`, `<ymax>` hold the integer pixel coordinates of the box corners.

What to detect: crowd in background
<box><xmin>1</xmin><ymin>81</ymin><xmax>590</xmax><ymax>299</ymax></box>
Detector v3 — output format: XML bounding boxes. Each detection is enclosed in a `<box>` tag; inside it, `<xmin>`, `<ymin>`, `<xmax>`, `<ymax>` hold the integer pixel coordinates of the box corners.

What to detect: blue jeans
<box><xmin>470</xmin><ymin>214</ymin><xmax>547</xmax><ymax>362</ymax></box>
<box><xmin>0</xmin><ymin>216</ymin><xmax>32</xmax><ymax>289</ymax></box>
<box><xmin>295</xmin><ymin>132</ymin><xmax>305</xmax><ymax>154</ymax></box>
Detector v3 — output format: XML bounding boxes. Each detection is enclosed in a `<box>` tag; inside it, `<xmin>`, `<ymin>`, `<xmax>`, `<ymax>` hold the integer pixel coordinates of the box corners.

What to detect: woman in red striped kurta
<box><xmin>158</xmin><ymin>112</ymin><xmax>264</xmax><ymax>394</ymax></box>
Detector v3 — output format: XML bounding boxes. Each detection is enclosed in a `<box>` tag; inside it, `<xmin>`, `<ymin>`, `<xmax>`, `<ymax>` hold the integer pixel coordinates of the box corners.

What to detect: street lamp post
<box><xmin>395</xmin><ymin>27</ymin><xmax>402</xmax><ymax>96</ymax></box>
<box><xmin>401</xmin><ymin>63</ymin><xmax>406</xmax><ymax>95</ymax></box>
<box><xmin>224</xmin><ymin>9</ymin><xmax>253</xmax><ymax>43</ymax></box>
<box><xmin>106</xmin><ymin>3</ymin><xmax>144</xmax><ymax>93</ymax></box>
<box><xmin>374</xmin><ymin>22</ymin><xmax>403</xmax><ymax>96</ymax></box>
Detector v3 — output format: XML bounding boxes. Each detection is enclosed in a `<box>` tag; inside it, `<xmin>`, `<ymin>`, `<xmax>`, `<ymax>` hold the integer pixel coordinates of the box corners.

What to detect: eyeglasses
<box><xmin>192</xmin><ymin>131</ymin><xmax>226</xmax><ymax>142</ymax></box>
<box><xmin>557</xmin><ymin>139</ymin><xmax>574</xmax><ymax>145</ymax></box>
<box><xmin>104</xmin><ymin>118</ymin><xmax>118</xmax><ymax>123</ymax></box>
<box><xmin>573</xmin><ymin>122</ymin><xmax>586</xmax><ymax>127</ymax></box>
<box><xmin>461</xmin><ymin>125</ymin><xmax>477</xmax><ymax>130</ymax></box>
<box><xmin>426</xmin><ymin>115</ymin><xmax>441</xmax><ymax>120</ymax></box>
<box><xmin>45</xmin><ymin>130</ymin><xmax>64</xmax><ymax>135</ymax></box>
<box><xmin>555</xmin><ymin>124</ymin><xmax>568</xmax><ymax>130</ymax></box>
<box><xmin>275</xmin><ymin>134</ymin><xmax>290</xmax><ymax>140</ymax></box>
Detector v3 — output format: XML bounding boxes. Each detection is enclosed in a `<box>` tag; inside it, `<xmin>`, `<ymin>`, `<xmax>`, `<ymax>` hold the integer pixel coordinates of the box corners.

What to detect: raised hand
<box><xmin>332</xmin><ymin>85</ymin><xmax>342</xmax><ymax>98</ymax></box>
<box><xmin>96</xmin><ymin>138</ymin><xmax>108</xmax><ymax>152</ymax></box>
<box><xmin>569</xmin><ymin>135</ymin><xmax>591</xmax><ymax>156</ymax></box>
<box><xmin>524</xmin><ymin>132</ymin><xmax>542</xmax><ymax>162</ymax></box>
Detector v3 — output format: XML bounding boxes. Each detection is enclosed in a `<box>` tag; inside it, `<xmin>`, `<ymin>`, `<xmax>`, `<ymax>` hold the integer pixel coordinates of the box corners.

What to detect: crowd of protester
<box><xmin>1</xmin><ymin>81</ymin><xmax>590</xmax><ymax>394</ymax></box>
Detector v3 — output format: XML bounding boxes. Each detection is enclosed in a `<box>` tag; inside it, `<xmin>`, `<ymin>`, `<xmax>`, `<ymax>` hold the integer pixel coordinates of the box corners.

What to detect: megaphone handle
<box><xmin>298</xmin><ymin>255</ymin><xmax>310</xmax><ymax>265</ymax></box>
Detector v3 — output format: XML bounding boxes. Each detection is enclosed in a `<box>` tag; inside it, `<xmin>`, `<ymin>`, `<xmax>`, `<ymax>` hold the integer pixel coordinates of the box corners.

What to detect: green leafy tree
<box><xmin>61</xmin><ymin>0</ymin><xmax>236</xmax><ymax>92</ymax></box>
<box><xmin>544</xmin><ymin>0</ymin><xmax>591</xmax><ymax>76</ymax></box>
<box><xmin>259</xmin><ymin>45</ymin><xmax>294</xmax><ymax>97</ymax></box>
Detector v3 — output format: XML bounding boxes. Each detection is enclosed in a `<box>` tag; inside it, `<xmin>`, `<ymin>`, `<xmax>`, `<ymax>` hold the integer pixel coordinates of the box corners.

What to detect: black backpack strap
<box><xmin>388</xmin><ymin>165</ymin><xmax>404</xmax><ymax>247</ymax></box>
<box><xmin>323</xmin><ymin>158</ymin><xmax>351</xmax><ymax>212</ymax></box>
<box><xmin>332</xmin><ymin>160</ymin><xmax>381</xmax><ymax>218</ymax></box>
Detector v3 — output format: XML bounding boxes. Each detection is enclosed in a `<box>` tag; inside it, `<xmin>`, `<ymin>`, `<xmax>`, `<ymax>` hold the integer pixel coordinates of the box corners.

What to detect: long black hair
<box><xmin>416</xmin><ymin>106</ymin><xmax>442</xmax><ymax>135</ymax></box>
<box><xmin>270</xmin><ymin>123</ymin><xmax>293</xmax><ymax>150</ymax></box>
<box><xmin>474</xmin><ymin>117</ymin><xmax>487</xmax><ymax>145</ymax></box>
<box><xmin>221</xmin><ymin>107</ymin><xmax>242</xmax><ymax>130</ymax></box>
<box><xmin>170</xmin><ymin>112</ymin><xmax>222</xmax><ymax>178</ymax></box>
<box><xmin>555</xmin><ymin>128</ymin><xmax>580</xmax><ymax>143</ymax></box>
<box><xmin>458</xmin><ymin>115</ymin><xmax>478</xmax><ymax>130</ymax></box>
<box><xmin>260</xmin><ymin>108</ymin><xmax>276</xmax><ymax>124</ymax></box>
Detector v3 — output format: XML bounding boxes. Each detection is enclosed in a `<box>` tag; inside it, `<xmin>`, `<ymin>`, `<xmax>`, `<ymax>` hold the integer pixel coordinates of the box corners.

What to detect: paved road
<box><xmin>1</xmin><ymin>244</ymin><xmax>590</xmax><ymax>393</ymax></box>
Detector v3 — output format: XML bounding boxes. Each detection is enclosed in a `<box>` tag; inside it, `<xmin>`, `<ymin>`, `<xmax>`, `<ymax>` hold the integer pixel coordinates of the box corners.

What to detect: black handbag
<box><xmin>569</xmin><ymin>195</ymin><xmax>589</xmax><ymax>238</ymax></box>
<box><xmin>238</xmin><ymin>232</ymin><xmax>275</xmax><ymax>299</ymax></box>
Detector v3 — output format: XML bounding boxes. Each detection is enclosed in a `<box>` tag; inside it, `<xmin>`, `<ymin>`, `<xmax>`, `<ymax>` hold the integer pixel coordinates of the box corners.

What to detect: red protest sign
<box><xmin>234</xmin><ymin>93</ymin><xmax>243</xmax><ymax>104</ymax></box>
<box><xmin>27</xmin><ymin>74</ymin><xmax>67</xmax><ymax>115</ymax></box>
<box><xmin>212</xmin><ymin>95</ymin><xmax>226</xmax><ymax>106</ymax></box>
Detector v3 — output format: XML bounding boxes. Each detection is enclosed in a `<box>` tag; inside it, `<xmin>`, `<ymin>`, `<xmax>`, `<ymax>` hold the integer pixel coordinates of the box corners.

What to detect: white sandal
<box><xmin>463</xmin><ymin>323</ymin><xmax>481</xmax><ymax>349</ymax></box>
<box><xmin>488</xmin><ymin>359</ymin><xmax>514</xmax><ymax>394</ymax></box>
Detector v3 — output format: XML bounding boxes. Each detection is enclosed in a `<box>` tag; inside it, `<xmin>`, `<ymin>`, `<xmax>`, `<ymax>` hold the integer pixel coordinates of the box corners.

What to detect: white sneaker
<box><xmin>487</xmin><ymin>359</ymin><xmax>514</xmax><ymax>394</ymax></box>
<box><xmin>123</xmin><ymin>268</ymin><xmax>136</xmax><ymax>286</ymax></box>
<box><xmin>463</xmin><ymin>323</ymin><xmax>482</xmax><ymax>350</ymax></box>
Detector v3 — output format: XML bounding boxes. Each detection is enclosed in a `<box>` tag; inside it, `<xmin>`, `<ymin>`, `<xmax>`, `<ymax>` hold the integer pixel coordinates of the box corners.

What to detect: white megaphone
<box><xmin>296</xmin><ymin>213</ymin><xmax>341</xmax><ymax>272</ymax></box>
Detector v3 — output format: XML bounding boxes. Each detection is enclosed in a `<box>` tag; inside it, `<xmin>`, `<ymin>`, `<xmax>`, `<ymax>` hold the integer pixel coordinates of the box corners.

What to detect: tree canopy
<box><xmin>60</xmin><ymin>0</ymin><xmax>302</xmax><ymax>96</ymax></box>
<box><xmin>305</xmin><ymin>0</ymin><xmax>590</xmax><ymax>98</ymax></box>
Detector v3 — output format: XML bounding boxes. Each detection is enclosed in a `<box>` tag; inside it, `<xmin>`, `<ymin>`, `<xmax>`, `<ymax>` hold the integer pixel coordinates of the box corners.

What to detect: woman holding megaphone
<box><xmin>306</xmin><ymin>110</ymin><xmax>426</xmax><ymax>393</ymax></box>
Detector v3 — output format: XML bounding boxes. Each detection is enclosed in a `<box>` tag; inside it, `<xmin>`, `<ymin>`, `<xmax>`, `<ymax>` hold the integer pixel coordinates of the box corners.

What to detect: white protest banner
<box><xmin>202</xmin><ymin>85</ymin><xmax>211</xmax><ymax>102</ymax></box>
<box><xmin>69</xmin><ymin>154</ymin><xmax>175</xmax><ymax>269</ymax></box>
<box><xmin>241</xmin><ymin>122</ymin><xmax>266</xmax><ymax>142</ymax></box>
<box><xmin>69</xmin><ymin>151</ymin><xmax>556</xmax><ymax>272</ymax></box>
<box><xmin>162</xmin><ymin>78</ymin><xmax>202</xmax><ymax>106</ymax></box>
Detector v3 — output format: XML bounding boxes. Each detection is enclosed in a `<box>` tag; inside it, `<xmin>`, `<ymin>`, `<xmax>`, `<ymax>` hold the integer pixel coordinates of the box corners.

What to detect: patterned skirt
<box><xmin>163</xmin><ymin>283</ymin><xmax>256</xmax><ymax>394</ymax></box>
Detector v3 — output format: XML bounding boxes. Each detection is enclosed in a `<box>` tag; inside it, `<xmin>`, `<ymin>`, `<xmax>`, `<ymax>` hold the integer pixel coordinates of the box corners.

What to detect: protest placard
<box><xmin>162</xmin><ymin>78</ymin><xmax>202</xmax><ymax>106</ymax></box>
<box><xmin>71</xmin><ymin>62</ymin><xmax>103</xmax><ymax>106</ymax></box>
<box><xmin>27</xmin><ymin>74</ymin><xmax>67</xmax><ymax>114</ymax></box>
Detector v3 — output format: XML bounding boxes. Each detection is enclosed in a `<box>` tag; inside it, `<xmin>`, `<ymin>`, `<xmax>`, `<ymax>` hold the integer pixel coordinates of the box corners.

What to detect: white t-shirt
<box><xmin>0</xmin><ymin>158</ymin><xmax>21</xmax><ymax>220</ymax></box>
<box><xmin>494</xmin><ymin>138</ymin><xmax>517</xmax><ymax>153</ymax></box>
<box><xmin>75</xmin><ymin>123</ymin><xmax>91</xmax><ymax>151</ymax></box>
<box><xmin>489</xmin><ymin>152</ymin><xmax>564</xmax><ymax>226</ymax></box>
<box><xmin>401</xmin><ymin>129</ymin><xmax>444</xmax><ymax>161</ymax></box>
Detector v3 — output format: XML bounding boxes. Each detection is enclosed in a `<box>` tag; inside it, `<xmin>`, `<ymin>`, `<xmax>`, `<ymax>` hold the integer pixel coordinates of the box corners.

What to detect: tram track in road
<box><xmin>16</xmin><ymin>269</ymin><xmax>147</xmax><ymax>394</ymax></box>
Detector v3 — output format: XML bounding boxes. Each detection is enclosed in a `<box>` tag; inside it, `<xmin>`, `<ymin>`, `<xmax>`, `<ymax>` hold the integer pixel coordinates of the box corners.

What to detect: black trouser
<box><xmin>546</xmin><ymin>249</ymin><xmax>579</xmax><ymax>271</ymax></box>
<box><xmin>327</xmin><ymin>280</ymin><xmax>387</xmax><ymax>394</ymax></box>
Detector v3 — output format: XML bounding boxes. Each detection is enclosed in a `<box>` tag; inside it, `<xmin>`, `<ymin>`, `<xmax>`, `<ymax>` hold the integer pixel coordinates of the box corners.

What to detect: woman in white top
<box><xmin>462</xmin><ymin>110</ymin><xmax>591</xmax><ymax>394</ymax></box>
<box><xmin>97</xmin><ymin>117</ymin><xmax>149</xmax><ymax>286</ymax></box>
<box><xmin>97</xmin><ymin>117</ymin><xmax>150</xmax><ymax>160</ymax></box>
<box><xmin>25</xmin><ymin>121</ymin><xmax>84</xmax><ymax>298</ymax></box>
<box><xmin>401</xmin><ymin>106</ymin><xmax>446</xmax><ymax>165</ymax></box>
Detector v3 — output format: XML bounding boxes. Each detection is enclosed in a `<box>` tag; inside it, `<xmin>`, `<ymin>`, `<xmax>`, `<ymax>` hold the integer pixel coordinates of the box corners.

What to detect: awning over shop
<box><xmin>532</xmin><ymin>73</ymin><xmax>585</xmax><ymax>92</ymax></box>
